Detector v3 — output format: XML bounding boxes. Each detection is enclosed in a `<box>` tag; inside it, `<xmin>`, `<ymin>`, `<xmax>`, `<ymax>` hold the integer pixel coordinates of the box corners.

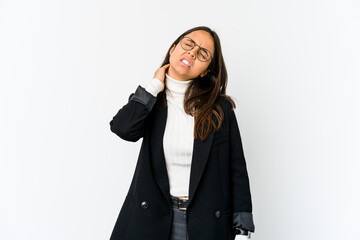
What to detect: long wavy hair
<box><xmin>157</xmin><ymin>26</ymin><xmax>236</xmax><ymax>141</ymax></box>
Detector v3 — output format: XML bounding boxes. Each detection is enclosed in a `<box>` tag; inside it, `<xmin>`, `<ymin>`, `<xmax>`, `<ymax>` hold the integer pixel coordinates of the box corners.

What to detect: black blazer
<box><xmin>109</xmin><ymin>85</ymin><xmax>255</xmax><ymax>240</ymax></box>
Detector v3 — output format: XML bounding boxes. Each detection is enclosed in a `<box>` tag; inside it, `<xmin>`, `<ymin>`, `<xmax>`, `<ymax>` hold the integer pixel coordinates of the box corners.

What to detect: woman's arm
<box><xmin>109</xmin><ymin>78</ymin><xmax>163</xmax><ymax>142</ymax></box>
<box><xmin>110</xmin><ymin>64</ymin><xmax>169</xmax><ymax>142</ymax></box>
<box><xmin>229</xmin><ymin>106</ymin><xmax>256</xmax><ymax>235</ymax></box>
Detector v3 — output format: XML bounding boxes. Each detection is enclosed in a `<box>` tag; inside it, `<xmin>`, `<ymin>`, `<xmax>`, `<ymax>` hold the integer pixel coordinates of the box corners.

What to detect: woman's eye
<box><xmin>201</xmin><ymin>51</ymin><xmax>208</xmax><ymax>57</ymax></box>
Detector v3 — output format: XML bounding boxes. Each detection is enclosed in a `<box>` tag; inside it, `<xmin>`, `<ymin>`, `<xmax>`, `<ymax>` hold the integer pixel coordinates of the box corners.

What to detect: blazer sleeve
<box><xmin>109</xmin><ymin>85</ymin><xmax>157</xmax><ymax>142</ymax></box>
<box><xmin>229</xmin><ymin>107</ymin><xmax>256</xmax><ymax>234</ymax></box>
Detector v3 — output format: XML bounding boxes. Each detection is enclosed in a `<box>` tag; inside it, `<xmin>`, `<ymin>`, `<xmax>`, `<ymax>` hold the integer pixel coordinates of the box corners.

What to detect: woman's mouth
<box><xmin>180</xmin><ymin>59</ymin><xmax>191</xmax><ymax>69</ymax></box>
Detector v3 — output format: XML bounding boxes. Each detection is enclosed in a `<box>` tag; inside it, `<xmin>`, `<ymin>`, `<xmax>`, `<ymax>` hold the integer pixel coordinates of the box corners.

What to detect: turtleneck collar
<box><xmin>165</xmin><ymin>73</ymin><xmax>192</xmax><ymax>99</ymax></box>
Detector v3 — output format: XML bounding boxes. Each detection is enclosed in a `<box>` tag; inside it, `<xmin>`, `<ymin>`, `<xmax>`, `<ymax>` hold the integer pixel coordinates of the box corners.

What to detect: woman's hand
<box><xmin>237</xmin><ymin>235</ymin><xmax>250</xmax><ymax>239</ymax></box>
<box><xmin>153</xmin><ymin>63</ymin><xmax>170</xmax><ymax>92</ymax></box>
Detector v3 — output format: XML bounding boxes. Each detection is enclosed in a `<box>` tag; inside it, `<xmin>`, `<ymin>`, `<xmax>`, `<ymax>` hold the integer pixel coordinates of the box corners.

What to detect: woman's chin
<box><xmin>179</xmin><ymin>64</ymin><xmax>194</xmax><ymax>74</ymax></box>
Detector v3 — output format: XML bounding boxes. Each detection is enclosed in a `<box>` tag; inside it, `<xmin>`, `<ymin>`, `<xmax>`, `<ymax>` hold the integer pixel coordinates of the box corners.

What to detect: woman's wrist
<box><xmin>233</xmin><ymin>227</ymin><xmax>252</xmax><ymax>238</ymax></box>
<box><xmin>142</xmin><ymin>78</ymin><xmax>164</xmax><ymax>97</ymax></box>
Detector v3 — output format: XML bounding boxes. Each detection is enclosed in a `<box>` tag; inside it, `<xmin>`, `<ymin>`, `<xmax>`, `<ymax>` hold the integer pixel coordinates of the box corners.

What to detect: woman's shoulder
<box><xmin>218</xmin><ymin>95</ymin><xmax>236</xmax><ymax>113</ymax></box>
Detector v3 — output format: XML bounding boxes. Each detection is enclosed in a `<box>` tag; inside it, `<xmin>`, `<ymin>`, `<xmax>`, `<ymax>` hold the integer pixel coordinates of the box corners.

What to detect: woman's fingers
<box><xmin>154</xmin><ymin>63</ymin><xmax>171</xmax><ymax>90</ymax></box>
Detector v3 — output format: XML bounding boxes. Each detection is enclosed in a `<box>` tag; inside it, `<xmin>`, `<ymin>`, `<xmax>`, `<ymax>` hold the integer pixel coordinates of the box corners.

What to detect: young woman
<box><xmin>109</xmin><ymin>26</ymin><xmax>255</xmax><ymax>240</ymax></box>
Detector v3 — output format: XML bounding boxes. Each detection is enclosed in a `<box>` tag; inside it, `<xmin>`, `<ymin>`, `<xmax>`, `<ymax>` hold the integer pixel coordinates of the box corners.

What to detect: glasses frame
<box><xmin>179</xmin><ymin>36</ymin><xmax>214</xmax><ymax>62</ymax></box>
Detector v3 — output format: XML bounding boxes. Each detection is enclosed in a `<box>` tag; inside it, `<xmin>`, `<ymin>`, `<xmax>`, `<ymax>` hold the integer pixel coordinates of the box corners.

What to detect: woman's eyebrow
<box><xmin>189</xmin><ymin>38</ymin><xmax>211</xmax><ymax>53</ymax></box>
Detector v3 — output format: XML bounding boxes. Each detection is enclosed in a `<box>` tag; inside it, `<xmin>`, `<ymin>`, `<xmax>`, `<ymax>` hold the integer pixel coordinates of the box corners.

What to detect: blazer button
<box><xmin>141</xmin><ymin>201</ymin><xmax>148</xmax><ymax>209</ymax></box>
<box><xmin>215</xmin><ymin>210</ymin><xmax>221</xmax><ymax>218</ymax></box>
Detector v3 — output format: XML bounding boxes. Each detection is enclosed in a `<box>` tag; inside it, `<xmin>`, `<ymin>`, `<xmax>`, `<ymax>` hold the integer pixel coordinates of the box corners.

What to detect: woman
<box><xmin>109</xmin><ymin>26</ymin><xmax>255</xmax><ymax>240</ymax></box>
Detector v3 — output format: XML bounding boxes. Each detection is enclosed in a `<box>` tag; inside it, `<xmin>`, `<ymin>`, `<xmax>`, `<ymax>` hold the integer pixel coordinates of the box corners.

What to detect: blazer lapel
<box><xmin>150</xmin><ymin>100</ymin><xmax>215</xmax><ymax>208</ymax></box>
<box><xmin>187</xmin><ymin>123</ymin><xmax>214</xmax><ymax>208</ymax></box>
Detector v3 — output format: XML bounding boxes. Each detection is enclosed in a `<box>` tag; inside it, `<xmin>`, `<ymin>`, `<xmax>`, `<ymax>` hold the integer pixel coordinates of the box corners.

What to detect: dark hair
<box><xmin>157</xmin><ymin>26</ymin><xmax>236</xmax><ymax>141</ymax></box>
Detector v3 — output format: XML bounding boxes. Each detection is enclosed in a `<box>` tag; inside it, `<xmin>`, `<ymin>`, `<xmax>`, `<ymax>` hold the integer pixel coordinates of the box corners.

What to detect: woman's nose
<box><xmin>188</xmin><ymin>46</ymin><xmax>200</xmax><ymax>59</ymax></box>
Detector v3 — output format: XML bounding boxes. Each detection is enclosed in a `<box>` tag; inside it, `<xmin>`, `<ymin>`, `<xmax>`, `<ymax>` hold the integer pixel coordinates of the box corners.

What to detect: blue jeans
<box><xmin>170</xmin><ymin>195</ymin><xmax>189</xmax><ymax>240</ymax></box>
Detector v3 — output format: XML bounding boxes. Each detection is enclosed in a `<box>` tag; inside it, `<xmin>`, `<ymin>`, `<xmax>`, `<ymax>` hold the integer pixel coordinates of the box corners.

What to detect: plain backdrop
<box><xmin>0</xmin><ymin>0</ymin><xmax>359</xmax><ymax>239</ymax></box>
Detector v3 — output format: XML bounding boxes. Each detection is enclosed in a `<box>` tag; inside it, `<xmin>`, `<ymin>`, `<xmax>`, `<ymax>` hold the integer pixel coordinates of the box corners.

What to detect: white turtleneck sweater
<box><xmin>140</xmin><ymin>73</ymin><xmax>194</xmax><ymax>198</ymax></box>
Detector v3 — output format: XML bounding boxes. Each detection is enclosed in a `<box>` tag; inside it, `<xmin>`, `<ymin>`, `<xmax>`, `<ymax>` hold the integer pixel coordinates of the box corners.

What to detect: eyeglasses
<box><xmin>179</xmin><ymin>36</ymin><xmax>214</xmax><ymax>62</ymax></box>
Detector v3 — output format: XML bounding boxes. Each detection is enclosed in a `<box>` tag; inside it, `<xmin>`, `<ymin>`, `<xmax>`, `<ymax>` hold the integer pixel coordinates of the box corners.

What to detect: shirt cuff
<box><xmin>141</xmin><ymin>78</ymin><xmax>164</xmax><ymax>97</ymax></box>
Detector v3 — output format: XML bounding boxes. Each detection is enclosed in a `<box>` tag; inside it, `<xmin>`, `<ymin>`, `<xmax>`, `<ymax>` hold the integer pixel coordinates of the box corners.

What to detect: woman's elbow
<box><xmin>109</xmin><ymin>120</ymin><xmax>142</xmax><ymax>142</ymax></box>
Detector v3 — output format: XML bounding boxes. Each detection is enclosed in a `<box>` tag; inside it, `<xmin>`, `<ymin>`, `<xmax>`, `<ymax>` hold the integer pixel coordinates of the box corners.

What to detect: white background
<box><xmin>0</xmin><ymin>0</ymin><xmax>359</xmax><ymax>239</ymax></box>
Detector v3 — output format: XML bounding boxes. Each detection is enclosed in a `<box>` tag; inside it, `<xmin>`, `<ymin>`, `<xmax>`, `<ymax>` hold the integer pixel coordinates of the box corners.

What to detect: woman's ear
<box><xmin>170</xmin><ymin>45</ymin><xmax>175</xmax><ymax>55</ymax></box>
<box><xmin>200</xmin><ymin>69</ymin><xmax>210</xmax><ymax>77</ymax></box>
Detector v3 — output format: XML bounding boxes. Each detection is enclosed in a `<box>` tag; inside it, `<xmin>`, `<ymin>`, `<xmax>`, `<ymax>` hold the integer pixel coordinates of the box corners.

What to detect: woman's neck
<box><xmin>165</xmin><ymin>73</ymin><xmax>191</xmax><ymax>99</ymax></box>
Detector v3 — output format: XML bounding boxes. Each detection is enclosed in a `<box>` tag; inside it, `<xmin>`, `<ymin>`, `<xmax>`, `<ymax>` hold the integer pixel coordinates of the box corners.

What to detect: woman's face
<box><xmin>168</xmin><ymin>30</ymin><xmax>215</xmax><ymax>81</ymax></box>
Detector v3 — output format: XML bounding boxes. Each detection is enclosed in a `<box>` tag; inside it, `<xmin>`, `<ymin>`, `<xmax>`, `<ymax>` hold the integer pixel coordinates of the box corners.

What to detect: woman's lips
<box><xmin>180</xmin><ymin>59</ymin><xmax>191</xmax><ymax>69</ymax></box>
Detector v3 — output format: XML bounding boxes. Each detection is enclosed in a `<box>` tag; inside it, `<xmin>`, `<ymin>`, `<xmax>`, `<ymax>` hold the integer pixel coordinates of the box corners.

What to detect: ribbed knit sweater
<box><xmin>140</xmin><ymin>73</ymin><xmax>194</xmax><ymax>198</ymax></box>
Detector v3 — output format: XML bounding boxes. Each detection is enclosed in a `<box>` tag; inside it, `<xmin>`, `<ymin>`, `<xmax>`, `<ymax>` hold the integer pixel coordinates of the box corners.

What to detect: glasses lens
<box><xmin>198</xmin><ymin>49</ymin><xmax>210</xmax><ymax>62</ymax></box>
<box><xmin>181</xmin><ymin>37</ymin><xmax>211</xmax><ymax>62</ymax></box>
<box><xmin>181</xmin><ymin>37</ymin><xmax>194</xmax><ymax>50</ymax></box>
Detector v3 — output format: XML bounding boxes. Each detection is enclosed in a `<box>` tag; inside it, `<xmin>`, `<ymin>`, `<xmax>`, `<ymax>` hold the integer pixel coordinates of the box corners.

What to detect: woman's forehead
<box><xmin>184</xmin><ymin>31</ymin><xmax>214</xmax><ymax>52</ymax></box>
